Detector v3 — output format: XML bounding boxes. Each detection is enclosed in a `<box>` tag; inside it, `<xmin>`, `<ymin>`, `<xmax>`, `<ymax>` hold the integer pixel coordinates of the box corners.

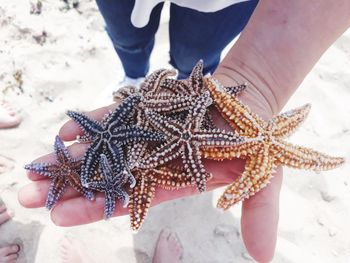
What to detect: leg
<box><xmin>169</xmin><ymin>1</ymin><xmax>258</xmax><ymax>79</ymax></box>
<box><xmin>152</xmin><ymin>229</ymin><xmax>183</xmax><ymax>263</ymax></box>
<box><xmin>95</xmin><ymin>0</ymin><xmax>164</xmax><ymax>78</ymax></box>
<box><xmin>0</xmin><ymin>204</ymin><xmax>20</xmax><ymax>263</ymax></box>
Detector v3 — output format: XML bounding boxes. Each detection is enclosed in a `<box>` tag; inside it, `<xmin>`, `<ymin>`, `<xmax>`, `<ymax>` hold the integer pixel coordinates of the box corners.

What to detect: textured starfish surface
<box><xmin>129</xmin><ymin>166</ymin><xmax>212</xmax><ymax>231</ymax></box>
<box><xmin>86</xmin><ymin>154</ymin><xmax>130</xmax><ymax>219</ymax></box>
<box><xmin>203</xmin><ymin>78</ymin><xmax>345</xmax><ymax>210</ymax></box>
<box><xmin>113</xmin><ymin>69</ymin><xmax>177</xmax><ymax>102</ymax></box>
<box><xmin>140</xmin><ymin>91</ymin><xmax>248</xmax><ymax>192</ymax></box>
<box><xmin>140</xmin><ymin>60</ymin><xmax>217</xmax><ymax>118</ymax></box>
<box><xmin>25</xmin><ymin>136</ymin><xmax>94</xmax><ymax>209</ymax></box>
<box><xmin>140</xmin><ymin>68</ymin><xmax>177</xmax><ymax>96</ymax></box>
<box><xmin>140</xmin><ymin>61</ymin><xmax>207</xmax><ymax>114</ymax></box>
<box><xmin>113</xmin><ymin>85</ymin><xmax>139</xmax><ymax>101</ymax></box>
<box><xmin>142</xmin><ymin>60</ymin><xmax>246</xmax><ymax>132</ymax></box>
<box><xmin>67</xmin><ymin>95</ymin><xmax>165</xmax><ymax>186</ymax></box>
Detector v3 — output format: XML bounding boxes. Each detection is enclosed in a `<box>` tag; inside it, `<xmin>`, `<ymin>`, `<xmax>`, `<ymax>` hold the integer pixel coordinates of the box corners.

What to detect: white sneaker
<box><xmin>94</xmin><ymin>76</ymin><xmax>145</xmax><ymax>108</ymax></box>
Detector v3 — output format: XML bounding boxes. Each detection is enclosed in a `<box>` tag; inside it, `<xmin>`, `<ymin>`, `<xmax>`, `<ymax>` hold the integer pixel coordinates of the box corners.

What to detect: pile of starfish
<box><xmin>25</xmin><ymin>60</ymin><xmax>345</xmax><ymax>231</ymax></box>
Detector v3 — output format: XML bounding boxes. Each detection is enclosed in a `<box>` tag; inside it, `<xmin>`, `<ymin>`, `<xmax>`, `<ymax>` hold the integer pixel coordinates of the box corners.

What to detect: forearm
<box><xmin>214</xmin><ymin>0</ymin><xmax>350</xmax><ymax>115</ymax></box>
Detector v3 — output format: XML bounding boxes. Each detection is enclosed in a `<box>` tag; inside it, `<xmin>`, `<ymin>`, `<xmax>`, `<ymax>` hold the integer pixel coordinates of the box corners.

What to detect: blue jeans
<box><xmin>95</xmin><ymin>0</ymin><xmax>258</xmax><ymax>79</ymax></box>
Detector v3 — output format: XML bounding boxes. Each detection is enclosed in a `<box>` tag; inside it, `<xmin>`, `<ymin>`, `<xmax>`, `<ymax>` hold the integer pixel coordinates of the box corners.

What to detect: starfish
<box><xmin>203</xmin><ymin>77</ymin><xmax>345</xmax><ymax>210</ymax></box>
<box><xmin>113</xmin><ymin>69</ymin><xmax>177</xmax><ymax>102</ymax></box>
<box><xmin>139</xmin><ymin>91</ymin><xmax>248</xmax><ymax>192</ymax></box>
<box><xmin>86</xmin><ymin>154</ymin><xmax>130</xmax><ymax>219</ymax></box>
<box><xmin>141</xmin><ymin>60</ymin><xmax>208</xmax><ymax>114</ymax></box>
<box><xmin>113</xmin><ymin>85</ymin><xmax>139</xmax><ymax>101</ymax></box>
<box><xmin>140</xmin><ymin>68</ymin><xmax>177</xmax><ymax>96</ymax></box>
<box><xmin>24</xmin><ymin>136</ymin><xmax>94</xmax><ymax>209</ymax></box>
<box><xmin>129</xmin><ymin>166</ymin><xmax>212</xmax><ymax>231</ymax></box>
<box><xmin>67</xmin><ymin>95</ymin><xmax>165</xmax><ymax>186</ymax></box>
<box><xmin>141</xmin><ymin>60</ymin><xmax>246</xmax><ymax>133</ymax></box>
<box><xmin>160</xmin><ymin>60</ymin><xmax>246</xmax><ymax>98</ymax></box>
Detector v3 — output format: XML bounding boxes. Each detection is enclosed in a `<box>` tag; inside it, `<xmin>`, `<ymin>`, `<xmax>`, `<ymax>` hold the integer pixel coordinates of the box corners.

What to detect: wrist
<box><xmin>213</xmin><ymin>65</ymin><xmax>277</xmax><ymax>121</ymax></box>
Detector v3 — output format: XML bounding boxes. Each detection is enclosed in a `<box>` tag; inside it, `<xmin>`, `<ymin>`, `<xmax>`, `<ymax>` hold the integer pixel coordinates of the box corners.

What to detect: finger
<box><xmin>59</xmin><ymin>103</ymin><xmax>119</xmax><ymax>141</ymax></box>
<box><xmin>0</xmin><ymin>209</ymin><xmax>12</xmax><ymax>225</ymax></box>
<box><xmin>23</xmin><ymin>158</ymin><xmax>245</xmax><ymax>225</ymax></box>
<box><xmin>204</xmin><ymin>158</ymin><xmax>245</xmax><ymax>185</ymax></box>
<box><xmin>50</xmin><ymin>185</ymin><xmax>200</xmax><ymax>226</ymax></box>
<box><xmin>241</xmin><ymin>167</ymin><xmax>283</xmax><ymax>263</ymax></box>
<box><xmin>51</xmin><ymin>194</ymin><xmax>127</xmax><ymax>226</ymax></box>
<box><xmin>0</xmin><ymin>204</ymin><xmax>7</xmax><ymax>213</ymax></box>
<box><xmin>0</xmin><ymin>245</ymin><xmax>19</xmax><ymax>257</ymax></box>
<box><xmin>18</xmin><ymin>181</ymin><xmax>82</xmax><ymax>208</ymax></box>
<box><xmin>2</xmin><ymin>253</ymin><xmax>18</xmax><ymax>262</ymax></box>
<box><xmin>26</xmin><ymin>142</ymin><xmax>90</xmax><ymax>181</ymax></box>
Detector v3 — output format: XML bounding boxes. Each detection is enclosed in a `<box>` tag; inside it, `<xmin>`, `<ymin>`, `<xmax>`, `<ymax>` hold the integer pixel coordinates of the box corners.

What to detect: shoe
<box><xmin>94</xmin><ymin>76</ymin><xmax>144</xmax><ymax>108</ymax></box>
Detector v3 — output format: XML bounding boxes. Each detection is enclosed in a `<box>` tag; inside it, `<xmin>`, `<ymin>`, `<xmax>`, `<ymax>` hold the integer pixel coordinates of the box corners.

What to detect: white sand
<box><xmin>0</xmin><ymin>1</ymin><xmax>349</xmax><ymax>262</ymax></box>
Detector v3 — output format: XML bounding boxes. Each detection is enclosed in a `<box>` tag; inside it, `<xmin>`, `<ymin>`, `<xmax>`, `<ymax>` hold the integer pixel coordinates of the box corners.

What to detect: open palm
<box><xmin>18</xmin><ymin>79</ymin><xmax>282</xmax><ymax>263</ymax></box>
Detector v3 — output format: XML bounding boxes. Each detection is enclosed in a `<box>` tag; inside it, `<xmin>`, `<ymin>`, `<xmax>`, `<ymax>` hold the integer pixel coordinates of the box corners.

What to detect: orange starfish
<box><xmin>203</xmin><ymin>78</ymin><xmax>345</xmax><ymax>210</ymax></box>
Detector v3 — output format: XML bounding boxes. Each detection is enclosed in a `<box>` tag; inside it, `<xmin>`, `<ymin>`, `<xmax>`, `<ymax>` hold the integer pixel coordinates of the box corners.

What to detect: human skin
<box><xmin>18</xmin><ymin>0</ymin><xmax>350</xmax><ymax>262</ymax></box>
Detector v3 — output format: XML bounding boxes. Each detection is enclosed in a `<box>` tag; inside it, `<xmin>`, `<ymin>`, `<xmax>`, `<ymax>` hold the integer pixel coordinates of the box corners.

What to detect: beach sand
<box><xmin>0</xmin><ymin>1</ymin><xmax>349</xmax><ymax>262</ymax></box>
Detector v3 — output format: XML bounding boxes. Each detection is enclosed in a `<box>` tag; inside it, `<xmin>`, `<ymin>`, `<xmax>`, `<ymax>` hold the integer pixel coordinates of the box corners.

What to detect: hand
<box><xmin>18</xmin><ymin>75</ymin><xmax>282</xmax><ymax>263</ymax></box>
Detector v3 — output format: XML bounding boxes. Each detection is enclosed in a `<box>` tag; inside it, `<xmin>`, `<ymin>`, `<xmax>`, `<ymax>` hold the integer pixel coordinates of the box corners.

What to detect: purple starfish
<box><xmin>25</xmin><ymin>136</ymin><xmax>94</xmax><ymax>209</ymax></box>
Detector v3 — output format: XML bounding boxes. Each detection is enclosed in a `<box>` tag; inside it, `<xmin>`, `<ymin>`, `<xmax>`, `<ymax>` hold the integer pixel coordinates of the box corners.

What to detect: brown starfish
<box><xmin>129</xmin><ymin>166</ymin><xmax>212</xmax><ymax>231</ymax></box>
<box><xmin>203</xmin><ymin>77</ymin><xmax>345</xmax><ymax>210</ymax></box>
<box><xmin>24</xmin><ymin>136</ymin><xmax>94</xmax><ymax>209</ymax></box>
<box><xmin>139</xmin><ymin>91</ymin><xmax>248</xmax><ymax>193</ymax></box>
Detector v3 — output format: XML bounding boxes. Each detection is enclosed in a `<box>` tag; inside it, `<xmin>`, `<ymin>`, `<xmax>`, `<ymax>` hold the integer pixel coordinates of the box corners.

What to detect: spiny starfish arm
<box><xmin>54</xmin><ymin>136</ymin><xmax>72</xmax><ymax>163</ymax></box>
<box><xmin>67</xmin><ymin>171</ymin><xmax>95</xmax><ymax>200</ymax></box>
<box><xmin>81</xmin><ymin>140</ymin><xmax>102</xmax><ymax>184</ymax></box>
<box><xmin>128</xmin><ymin>173</ymin><xmax>156</xmax><ymax>231</ymax></box>
<box><xmin>204</xmin><ymin>78</ymin><xmax>265</xmax><ymax>137</ymax></box>
<box><xmin>201</xmin><ymin>140</ymin><xmax>261</xmax><ymax>160</ymax></box>
<box><xmin>46</xmin><ymin>176</ymin><xmax>68</xmax><ymax>209</ymax></box>
<box><xmin>115</xmin><ymin>188</ymin><xmax>130</xmax><ymax>208</ymax></box>
<box><xmin>160</xmin><ymin>78</ymin><xmax>191</xmax><ymax>95</ymax></box>
<box><xmin>105</xmin><ymin>144</ymin><xmax>131</xmax><ymax>179</ymax></box>
<box><xmin>66</xmin><ymin>110</ymin><xmax>103</xmax><ymax>136</ymax></box>
<box><xmin>112</xmin><ymin>126</ymin><xmax>165</xmax><ymax>145</ymax></box>
<box><xmin>139</xmin><ymin>140</ymin><xmax>182</xmax><ymax>169</ymax></box>
<box><xmin>85</xmin><ymin>181</ymin><xmax>106</xmax><ymax>192</ymax></box>
<box><xmin>201</xmin><ymin>111</ymin><xmax>216</xmax><ymax>130</ymax></box>
<box><xmin>145</xmin><ymin>111</ymin><xmax>183</xmax><ymax>137</ymax></box>
<box><xmin>153</xmin><ymin>166</ymin><xmax>212</xmax><ymax>190</ymax></box>
<box><xmin>104</xmin><ymin>191</ymin><xmax>117</xmax><ymax>219</ymax></box>
<box><xmin>273</xmin><ymin>141</ymin><xmax>345</xmax><ymax>171</ymax></box>
<box><xmin>193</xmin><ymin>129</ymin><xmax>246</xmax><ymax>148</ymax></box>
<box><xmin>24</xmin><ymin>162</ymin><xmax>60</xmax><ymax>178</ymax></box>
<box><xmin>189</xmin><ymin>60</ymin><xmax>204</xmax><ymax>94</ymax></box>
<box><xmin>270</xmin><ymin>104</ymin><xmax>311</xmax><ymax>138</ymax></box>
<box><xmin>127</xmin><ymin>143</ymin><xmax>147</xmax><ymax>169</ymax></box>
<box><xmin>183</xmin><ymin>143</ymin><xmax>208</xmax><ymax>193</ymax></box>
<box><xmin>217</xmin><ymin>145</ymin><xmax>274</xmax><ymax>210</ymax></box>
<box><xmin>140</xmin><ymin>69</ymin><xmax>177</xmax><ymax>95</ymax></box>
<box><xmin>141</xmin><ymin>94</ymin><xmax>195</xmax><ymax>113</ymax></box>
<box><xmin>113</xmin><ymin>85</ymin><xmax>139</xmax><ymax>101</ymax></box>
<box><xmin>76</xmin><ymin>134</ymin><xmax>94</xmax><ymax>143</ymax></box>
<box><xmin>186</xmin><ymin>92</ymin><xmax>212</xmax><ymax>126</ymax></box>
<box><xmin>104</xmin><ymin>95</ymin><xmax>141</xmax><ymax>126</ymax></box>
<box><xmin>224</xmin><ymin>84</ymin><xmax>247</xmax><ymax>96</ymax></box>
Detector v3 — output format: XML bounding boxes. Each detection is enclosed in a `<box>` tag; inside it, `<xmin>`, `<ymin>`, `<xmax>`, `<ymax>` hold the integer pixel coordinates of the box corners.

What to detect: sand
<box><xmin>0</xmin><ymin>0</ymin><xmax>349</xmax><ymax>262</ymax></box>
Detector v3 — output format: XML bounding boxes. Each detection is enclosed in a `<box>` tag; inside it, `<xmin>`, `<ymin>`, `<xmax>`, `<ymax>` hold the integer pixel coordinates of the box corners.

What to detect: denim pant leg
<box><xmin>169</xmin><ymin>0</ymin><xmax>258</xmax><ymax>79</ymax></box>
<box><xmin>95</xmin><ymin>0</ymin><xmax>164</xmax><ymax>78</ymax></box>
